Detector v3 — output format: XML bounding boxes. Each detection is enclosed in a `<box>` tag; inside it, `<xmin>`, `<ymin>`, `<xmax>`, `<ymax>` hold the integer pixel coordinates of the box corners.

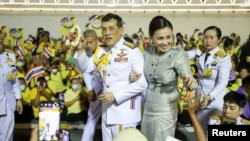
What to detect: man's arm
<box><xmin>74</xmin><ymin>50</ymin><xmax>90</xmax><ymax>73</ymax></box>
<box><xmin>83</xmin><ymin>72</ymin><xmax>97</xmax><ymax>101</ymax></box>
<box><xmin>112</xmin><ymin>48</ymin><xmax>148</xmax><ymax>104</ymax></box>
<box><xmin>73</xmin><ymin>37</ymin><xmax>92</xmax><ymax>73</ymax></box>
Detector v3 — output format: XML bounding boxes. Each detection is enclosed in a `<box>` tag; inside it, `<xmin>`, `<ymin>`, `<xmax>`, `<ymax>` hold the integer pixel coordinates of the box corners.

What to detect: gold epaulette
<box><xmin>123</xmin><ymin>41</ymin><xmax>136</xmax><ymax>49</ymax></box>
<box><xmin>199</xmin><ymin>45</ymin><xmax>206</xmax><ymax>53</ymax></box>
<box><xmin>211</xmin><ymin>115</ymin><xmax>221</xmax><ymax>120</ymax></box>
<box><xmin>189</xmin><ymin>60</ymin><xmax>196</xmax><ymax>65</ymax></box>
<box><xmin>241</xmin><ymin>118</ymin><xmax>250</xmax><ymax>125</ymax></box>
<box><xmin>190</xmin><ymin>64</ymin><xmax>197</xmax><ymax>75</ymax></box>
<box><xmin>214</xmin><ymin>50</ymin><xmax>227</xmax><ymax>58</ymax></box>
<box><xmin>5</xmin><ymin>49</ymin><xmax>14</xmax><ymax>54</ymax></box>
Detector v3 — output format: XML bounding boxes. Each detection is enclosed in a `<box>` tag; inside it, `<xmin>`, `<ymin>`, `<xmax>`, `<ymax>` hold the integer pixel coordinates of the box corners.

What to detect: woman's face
<box><xmin>151</xmin><ymin>27</ymin><xmax>174</xmax><ymax>53</ymax></box>
<box><xmin>203</xmin><ymin>29</ymin><xmax>219</xmax><ymax>51</ymax></box>
<box><xmin>240</xmin><ymin>69</ymin><xmax>249</xmax><ymax>79</ymax></box>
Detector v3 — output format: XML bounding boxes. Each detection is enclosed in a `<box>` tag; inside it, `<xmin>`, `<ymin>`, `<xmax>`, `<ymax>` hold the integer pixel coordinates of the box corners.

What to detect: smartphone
<box><xmin>39</xmin><ymin>101</ymin><xmax>60</xmax><ymax>141</ymax></box>
<box><xmin>62</xmin><ymin>129</ymin><xmax>70</xmax><ymax>141</ymax></box>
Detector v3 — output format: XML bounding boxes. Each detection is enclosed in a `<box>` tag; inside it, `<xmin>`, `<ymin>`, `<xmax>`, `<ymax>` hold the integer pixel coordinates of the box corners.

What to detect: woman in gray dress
<box><xmin>140</xmin><ymin>16</ymin><xmax>198</xmax><ymax>141</ymax></box>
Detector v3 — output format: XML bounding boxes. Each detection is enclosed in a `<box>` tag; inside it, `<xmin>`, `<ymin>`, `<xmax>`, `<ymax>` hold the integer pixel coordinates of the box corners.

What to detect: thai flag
<box><xmin>14</xmin><ymin>39</ymin><xmax>20</xmax><ymax>47</ymax></box>
<box><xmin>25</xmin><ymin>65</ymin><xmax>45</xmax><ymax>83</ymax></box>
<box><xmin>43</xmin><ymin>47</ymin><xmax>52</xmax><ymax>59</ymax></box>
<box><xmin>32</xmin><ymin>66</ymin><xmax>45</xmax><ymax>78</ymax></box>
<box><xmin>25</xmin><ymin>69</ymin><xmax>34</xmax><ymax>84</ymax></box>
<box><xmin>16</xmin><ymin>46</ymin><xmax>25</xmax><ymax>57</ymax></box>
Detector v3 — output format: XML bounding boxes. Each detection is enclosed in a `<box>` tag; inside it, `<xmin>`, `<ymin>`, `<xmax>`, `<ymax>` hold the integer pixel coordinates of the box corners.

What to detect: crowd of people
<box><xmin>0</xmin><ymin>12</ymin><xmax>250</xmax><ymax>141</ymax></box>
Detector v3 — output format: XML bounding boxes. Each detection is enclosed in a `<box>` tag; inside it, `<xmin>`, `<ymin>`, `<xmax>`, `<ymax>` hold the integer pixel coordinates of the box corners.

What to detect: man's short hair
<box><xmin>224</xmin><ymin>91</ymin><xmax>247</xmax><ymax>108</ymax></box>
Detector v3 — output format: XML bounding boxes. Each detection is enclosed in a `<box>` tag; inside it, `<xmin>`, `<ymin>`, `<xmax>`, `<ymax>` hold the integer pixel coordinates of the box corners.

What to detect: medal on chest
<box><xmin>202</xmin><ymin>68</ymin><xmax>212</xmax><ymax>77</ymax></box>
<box><xmin>6</xmin><ymin>57</ymin><xmax>13</xmax><ymax>64</ymax></box>
<box><xmin>114</xmin><ymin>48</ymin><xmax>128</xmax><ymax>62</ymax></box>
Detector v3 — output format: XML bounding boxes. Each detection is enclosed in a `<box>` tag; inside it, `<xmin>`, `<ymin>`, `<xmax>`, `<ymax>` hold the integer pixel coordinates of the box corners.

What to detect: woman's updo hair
<box><xmin>149</xmin><ymin>16</ymin><xmax>173</xmax><ymax>37</ymax></box>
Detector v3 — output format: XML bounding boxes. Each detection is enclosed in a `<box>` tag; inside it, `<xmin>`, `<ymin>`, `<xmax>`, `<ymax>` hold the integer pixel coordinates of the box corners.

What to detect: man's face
<box><xmin>19</xmin><ymin>79</ymin><xmax>26</xmax><ymax>85</ymax></box>
<box><xmin>198</xmin><ymin>34</ymin><xmax>203</xmax><ymax>40</ymax></box>
<box><xmin>223</xmin><ymin>101</ymin><xmax>243</xmax><ymax>119</ymax></box>
<box><xmin>101</xmin><ymin>19</ymin><xmax>123</xmax><ymax>47</ymax></box>
<box><xmin>85</xmin><ymin>36</ymin><xmax>98</xmax><ymax>53</ymax></box>
<box><xmin>75</xmin><ymin>37</ymin><xmax>87</xmax><ymax>51</ymax></box>
<box><xmin>59</xmin><ymin>54</ymin><xmax>66</xmax><ymax>62</ymax></box>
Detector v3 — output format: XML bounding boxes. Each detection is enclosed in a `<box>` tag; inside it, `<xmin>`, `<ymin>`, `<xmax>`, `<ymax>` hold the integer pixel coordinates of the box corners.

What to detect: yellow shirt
<box><xmin>47</xmin><ymin>80</ymin><xmax>57</xmax><ymax>94</ymax></box>
<box><xmin>30</xmin><ymin>87</ymin><xmax>53</xmax><ymax>118</ymax></box>
<box><xmin>195</xmin><ymin>39</ymin><xmax>203</xmax><ymax>48</ymax></box>
<box><xmin>21</xmin><ymin>87</ymin><xmax>31</xmax><ymax>105</ymax></box>
<box><xmin>66</xmin><ymin>48</ymin><xmax>74</xmax><ymax>61</ymax></box>
<box><xmin>64</xmin><ymin>89</ymin><xmax>86</xmax><ymax>114</ymax></box>
<box><xmin>50</xmin><ymin>39</ymin><xmax>55</xmax><ymax>48</ymax></box>
<box><xmin>17</xmin><ymin>71</ymin><xmax>25</xmax><ymax>79</ymax></box>
<box><xmin>37</xmin><ymin>41</ymin><xmax>54</xmax><ymax>54</ymax></box>
<box><xmin>60</xmin><ymin>62</ymin><xmax>66</xmax><ymax>71</ymax></box>
<box><xmin>48</xmin><ymin>47</ymin><xmax>56</xmax><ymax>58</ymax></box>
<box><xmin>64</xmin><ymin>69</ymin><xmax>81</xmax><ymax>88</ymax></box>
<box><xmin>37</xmin><ymin>42</ymin><xmax>46</xmax><ymax>53</ymax></box>
<box><xmin>55</xmin><ymin>41</ymin><xmax>62</xmax><ymax>55</ymax></box>
<box><xmin>50</xmin><ymin>72</ymin><xmax>67</xmax><ymax>93</ymax></box>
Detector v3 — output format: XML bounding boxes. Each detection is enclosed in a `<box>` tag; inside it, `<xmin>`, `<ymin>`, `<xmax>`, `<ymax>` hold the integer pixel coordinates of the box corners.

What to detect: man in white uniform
<box><xmin>81</xmin><ymin>29</ymin><xmax>103</xmax><ymax>141</ymax></box>
<box><xmin>75</xmin><ymin>13</ymin><xmax>148</xmax><ymax>141</ymax></box>
<box><xmin>0</xmin><ymin>34</ymin><xmax>23</xmax><ymax>141</ymax></box>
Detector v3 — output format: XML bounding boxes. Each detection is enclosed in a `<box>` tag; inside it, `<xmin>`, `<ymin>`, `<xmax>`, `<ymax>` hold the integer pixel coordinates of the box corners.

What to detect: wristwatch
<box><xmin>208</xmin><ymin>94</ymin><xmax>215</xmax><ymax>100</ymax></box>
<box><xmin>16</xmin><ymin>99</ymin><xmax>21</xmax><ymax>102</ymax></box>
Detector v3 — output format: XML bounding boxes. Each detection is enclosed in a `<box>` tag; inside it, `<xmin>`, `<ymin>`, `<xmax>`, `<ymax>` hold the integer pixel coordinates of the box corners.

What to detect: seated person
<box><xmin>227</xmin><ymin>66</ymin><xmax>250</xmax><ymax>92</ymax></box>
<box><xmin>49</xmin><ymin>61</ymin><xmax>67</xmax><ymax>98</ymax></box>
<box><xmin>30</xmin><ymin>76</ymin><xmax>55</xmax><ymax>120</ymax></box>
<box><xmin>64</xmin><ymin>77</ymin><xmax>88</xmax><ymax>128</ymax></box>
<box><xmin>209</xmin><ymin>91</ymin><xmax>250</xmax><ymax>125</ymax></box>
<box><xmin>64</xmin><ymin>57</ymin><xmax>81</xmax><ymax>89</ymax></box>
<box><xmin>236</xmin><ymin>75</ymin><xmax>250</xmax><ymax>119</ymax></box>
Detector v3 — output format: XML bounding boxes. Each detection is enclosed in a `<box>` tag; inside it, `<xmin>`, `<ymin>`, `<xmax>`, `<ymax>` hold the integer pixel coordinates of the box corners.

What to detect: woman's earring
<box><xmin>151</xmin><ymin>40</ymin><xmax>154</xmax><ymax>46</ymax></box>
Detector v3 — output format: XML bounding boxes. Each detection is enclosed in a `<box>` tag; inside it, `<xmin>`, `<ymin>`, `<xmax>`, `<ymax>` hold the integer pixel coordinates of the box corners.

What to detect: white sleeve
<box><xmin>74</xmin><ymin>50</ymin><xmax>89</xmax><ymax>73</ymax></box>
<box><xmin>83</xmin><ymin>72</ymin><xmax>93</xmax><ymax>91</ymax></box>
<box><xmin>186</xmin><ymin>49</ymin><xmax>197</xmax><ymax>60</ymax></box>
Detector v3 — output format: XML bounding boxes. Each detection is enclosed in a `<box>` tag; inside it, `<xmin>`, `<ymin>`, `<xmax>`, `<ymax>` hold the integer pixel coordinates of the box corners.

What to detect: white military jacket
<box><xmin>0</xmin><ymin>51</ymin><xmax>21</xmax><ymax>115</ymax></box>
<box><xmin>83</xmin><ymin>50</ymin><xmax>103</xmax><ymax>96</ymax></box>
<box><xmin>189</xmin><ymin>47</ymin><xmax>232</xmax><ymax>109</ymax></box>
<box><xmin>76</xmin><ymin>37</ymin><xmax>148</xmax><ymax>124</ymax></box>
